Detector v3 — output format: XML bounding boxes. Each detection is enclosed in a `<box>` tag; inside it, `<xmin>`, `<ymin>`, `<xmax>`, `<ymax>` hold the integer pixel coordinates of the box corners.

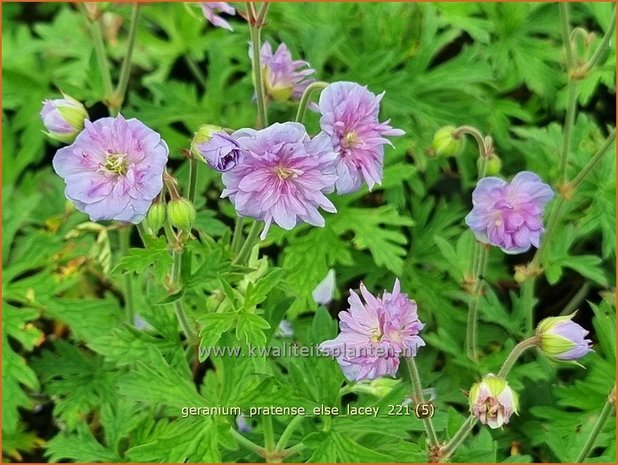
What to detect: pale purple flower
<box><xmin>197</xmin><ymin>132</ymin><xmax>242</xmax><ymax>172</ymax></box>
<box><xmin>318</xmin><ymin>81</ymin><xmax>405</xmax><ymax>194</ymax></box>
<box><xmin>465</xmin><ymin>171</ymin><xmax>554</xmax><ymax>254</ymax></box>
<box><xmin>256</xmin><ymin>42</ymin><xmax>315</xmax><ymax>101</ymax></box>
<box><xmin>40</xmin><ymin>94</ymin><xmax>88</xmax><ymax>142</ymax></box>
<box><xmin>236</xmin><ymin>415</ymin><xmax>252</xmax><ymax>433</ymax></box>
<box><xmin>221</xmin><ymin>122</ymin><xmax>338</xmax><ymax>240</ymax></box>
<box><xmin>276</xmin><ymin>320</ymin><xmax>294</xmax><ymax>338</ymax></box>
<box><xmin>469</xmin><ymin>375</ymin><xmax>518</xmax><ymax>429</ymax></box>
<box><xmin>199</xmin><ymin>3</ymin><xmax>236</xmax><ymax>31</ymax></box>
<box><xmin>312</xmin><ymin>269</ymin><xmax>336</xmax><ymax>305</ymax></box>
<box><xmin>319</xmin><ymin>279</ymin><xmax>425</xmax><ymax>382</ymax></box>
<box><xmin>52</xmin><ymin>115</ymin><xmax>168</xmax><ymax>223</ymax></box>
<box><xmin>537</xmin><ymin>314</ymin><xmax>593</xmax><ymax>361</ymax></box>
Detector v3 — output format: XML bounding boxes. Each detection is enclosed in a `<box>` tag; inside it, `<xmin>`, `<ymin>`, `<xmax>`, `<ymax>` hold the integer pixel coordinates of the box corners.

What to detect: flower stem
<box><xmin>575</xmin><ymin>385</ymin><xmax>616</xmax><ymax>462</ymax></box>
<box><xmin>119</xmin><ymin>225</ymin><xmax>135</xmax><ymax>324</ymax></box>
<box><xmin>171</xmin><ymin>249</ymin><xmax>197</xmax><ymax>344</ymax></box>
<box><xmin>79</xmin><ymin>4</ymin><xmax>114</xmax><ymax>104</ymax></box>
<box><xmin>440</xmin><ymin>336</ymin><xmax>539</xmax><ymax>460</ymax></box>
<box><xmin>187</xmin><ymin>157</ymin><xmax>199</xmax><ymax>204</ymax></box>
<box><xmin>275</xmin><ymin>415</ymin><xmax>304</xmax><ymax>452</ymax></box>
<box><xmin>559</xmin><ymin>2</ymin><xmax>577</xmax><ymax>183</ymax></box>
<box><xmin>571</xmin><ymin>128</ymin><xmax>616</xmax><ymax>190</ymax></box>
<box><xmin>233</xmin><ymin>221</ymin><xmax>261</xmax><ymax>265</ymax></box>
<box><xmin>231</xmin><ymin>217</ymin><xmax>245</xmax><ymax>254</ymax></box>
<box><xmin>404</xmin><ymin>357</ymin><xmax>440</xmax><ymax>448</ymax></box>
<box><xmin>247</xmin><ymin>2</ymin><xmax>268</xmax><ymax>128</ymax></box>
<box><xmin>496</xmin><ymin>336</ymin><xmax>539</xmax><ymax>378</ymax></box>
<box><xmin>522</xmin><ymin>278</ymin><xmax>536</xmax><ymax>334</ymax></box>
<box><xmin>583</xmin><ymin>9</ymin><xmax>616</xmax><ymax>71</ymax></box>
<box><xmin>439</xmin><ymin>415</ymin><xmax>477</xmax><ymax>461</ymax></box>
<box><xmin>110</xmin><ymin>3</ymin><xmax>140</xmax><ymax>113</ymax></box>
<box><xmin>229</xmin><ymin>427</ymin><xmax>266</xmax><ymax>457</ymax></box>
<box><xmin>294</xmin><ymin>81</ymin><xmax>329</xmax><ymax>123</ymax></box>
<box><xmin>466</xmin><ymin>245</ymin><xmax>488</xmax><ymax>360</ymax></box>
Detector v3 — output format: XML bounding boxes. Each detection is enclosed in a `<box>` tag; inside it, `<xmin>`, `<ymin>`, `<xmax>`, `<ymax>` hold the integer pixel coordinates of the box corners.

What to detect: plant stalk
<box><xmin>171</xmin><ymin>249</ymin><xmax>197</xmax><ymax>344</ymax></box>
<box><xmin>247</xmin><ymin>2</ymin><xmax>269</xmax><ymax>128</ymax></box>
<box><xmin>275</xmin><ymin>415</ymin><xmax>304</xmax><ymax>452</ymax></box>
<box><xmin>233</xmin><ymin>221</ymin><xmax>261</xmax><ymax>265</ymax></box>
<box><xmin>119</xmin><ymin>226</ymin><xmax>135</xmax><ymax>324</ymax></box>
<box><xmin>404</xmin><ymin>357</ymin><xmax>440</xmax><ymax>448</ymax></box>
<box><xmin>575</xmin><ymin>385</ymin><xmax>616</xmax><ymax>462</ymax></box>
<box><xmin>295</xmin><ymin>81</ymin><xmax>329</xmax><ymax>122</ymax></box>
<box><xmin>110</xmin><ymin>3</ymin><xmax>140</xmax><ymax>113</ymax></box>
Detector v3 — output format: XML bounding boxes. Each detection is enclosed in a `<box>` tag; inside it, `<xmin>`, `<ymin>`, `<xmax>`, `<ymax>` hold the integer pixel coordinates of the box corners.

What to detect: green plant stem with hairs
<box><xmin>453</xmin><ymin>125</ymin><xmax>494</xmax><ymax>360</ymax></box>
<box><xmin>295</xmin><ymin>81</ymin><xmax>329</xmax><ymax>122</ymax></box>
<box><xmin>575</xmin><ymin>385</ymin><xmax>616</xmax><ymax>462</ymax></box>
<box><xmin>440</xmin><ymin>336</ymin><xmax>539</xmax><ymax>460</ymax></box>
<box><xmin>110</xmin><ymin>3</ymin><xmax>141</xmax><ymax>114</ymax></box>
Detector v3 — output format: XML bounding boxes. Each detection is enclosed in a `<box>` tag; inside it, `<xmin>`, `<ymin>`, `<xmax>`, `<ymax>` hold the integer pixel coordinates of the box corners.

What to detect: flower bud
<box><xmin>40</xmin><ymin>94</ymin><xmax>88</xmax><ymax>143</ymax></box>
<box><xmin>167</xmin><ymin>198</ymin><xmax>196</xmax><ymax>231</ymax></box>
<box><xmin>478</xmin><ymin>154</ymin><xmax>502</xmax><ymax>176</ymax></box>
<box><xmin>263</xmin><ymin>67</ymin><xmax>294</xmax><ymax>102</ymax></box>
<box><xmin>191</xmin><ymin>125</ymin><xmax>242</xmax><ymax>172</ymax></box>
<box><xmin>143</xmin><ymin>202</ymin><xmax>166</xmax><ymax>234</ymax></box>
<box><xmin>536</xmin><ymin>313</ymin><xmax>592</xmax><ymax>361</ymax></box>
<box><xmin>431</xmin><ymin>125</ymin><xmax>464</xmax><ymax>158</ymax></box>
<box><xmin>469</xmin><ymin>374</ymin><xmax>518</xmax><ymax>429</ymax></box>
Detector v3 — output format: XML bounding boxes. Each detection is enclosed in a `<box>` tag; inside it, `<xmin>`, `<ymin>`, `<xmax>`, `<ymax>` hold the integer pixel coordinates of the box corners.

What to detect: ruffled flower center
<box><xmin>342</xmin><ymin>131</ymin><xmax>359</xmax><ymax>148</ymax></box>
<box><xmin>103</xmin><ymin>153</ymin><xmax>127</xmax><ymax>175</ymax></box>
<box><xmin>370</xmin><ymin>327</ymin><xmax>383</xmax><ymax>343</ymax></box>
<box><xmin>275</xmin><ymin>166</ymin><xmax>302</xmax><ymax>180</ymax></box>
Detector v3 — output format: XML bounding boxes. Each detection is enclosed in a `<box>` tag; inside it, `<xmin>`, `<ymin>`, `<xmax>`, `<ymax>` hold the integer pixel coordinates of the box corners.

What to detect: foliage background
<box><xmin>2</xmin><ymin>1</ymin><xmax>616</xmax><ymax>463</ymax></box>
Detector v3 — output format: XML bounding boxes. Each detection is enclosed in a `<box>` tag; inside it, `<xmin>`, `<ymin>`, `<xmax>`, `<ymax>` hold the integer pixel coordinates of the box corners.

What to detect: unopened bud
<box><xmin>431</xmin><ymin>125</ymin><xmax>464</xmax><ymax>158</ymax></box>
<box><xmin>40</xmin><ymin>94</ymin><xmax>88</xmax><ymax>143</ymax></box>
<box><xmin>191</xmin><ymin>125</ymin><xmax>242</xmax><ymax>172</ymax></box>
<box><xmin>536</xmin><ymin>313</ymin><xmax>593</xmax><ymax>362</ymax></box>
<box><xmin>167</xmin><ymin>198</ymin><xmax>196</xmax><ymax>231</ymax></box>
<box><xmin>144</xmin><ymin>202</ymin><xmax>166</xmax><ymax>234</ymax></box>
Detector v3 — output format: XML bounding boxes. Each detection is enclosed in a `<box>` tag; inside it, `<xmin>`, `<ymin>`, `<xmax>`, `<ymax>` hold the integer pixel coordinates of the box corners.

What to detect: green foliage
<box><xmin>2</xmin><ymin>2</ymin><xmax>615</xmax><ymax>464</ymax></box>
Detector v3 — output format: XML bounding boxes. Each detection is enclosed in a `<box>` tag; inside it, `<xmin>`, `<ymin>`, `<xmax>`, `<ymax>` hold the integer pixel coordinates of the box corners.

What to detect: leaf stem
<box><xmin>171</xmin><ymin>249</ymin><xmax>197</xmax><ymax>344</ymax></box>
<box><xmin>233</xmin><ymin>221</ymin><xmax>261</xmax><ymax>265</ymax></box>
<box><xmin>119</xmin><ymin>225</ymin><xmax>135</xmax><ymax>324</ymax></box>
<box><xmin>229</xmin><ymin>427</ymin><xmax>266</xmax><ymax>456</ymax></box>
<box><xmin>294</xmin><ymin>81</ymin><xmax>329</xmax><ymax>122</ymax></box>
<box><xmin>275</xmin><ymin>415</ymin><xmax>304</xmax><ymax>452</ymax></box>
<box><xmin>560</xmin><ymin>3</ymin><xmax>574</xmax><ymax>70</ymax></box>
<box><xmin>522</xmin><ymin>277</ymin><xmax>536</xmax><ymax>334</ymax></box>
<box><xmin>231</xmin><ymin>217</ymin><xmax>245</xmax><ymax>254</ymax></box>
<box><xmin>262</xmin><ymin>415</ymin><xmax>276</xmax><ymax>457</ymax></box>
<box><xmin>575</xmin><ymin>385</ymin><xmax>616</xmax><ymax>462</ymax></box>
<box><xmin>404</xmin><ymin>357</ymin><xmax>440</xmax><ymax>448</ymax></box>
<box><xmin>110</xmin><ymin>3</ymin><xmax>140</xmax><ymax>114</ymax></box>
<box><xmin>184</xmin><ymin>55</ymin><xmax>208</xmax><ymax>89</ymax></box>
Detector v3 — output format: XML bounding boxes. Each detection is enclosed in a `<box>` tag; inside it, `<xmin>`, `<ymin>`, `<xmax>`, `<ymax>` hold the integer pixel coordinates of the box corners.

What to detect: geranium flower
<box><xmin>52</xmin><ymin>115</ymin><xmax>168</xmax><ymax>223</ymax></box>
<box><xmin>199</xmin><ymin>2</ymin><xmax>236</xmax><ymax>31</ymax></box>
<box><xmin>318</xmin><ymin>81</ymin><xmax>404</xmax><ymax>194</ymax></box>
<box><xmin>221</xmin><ymin>122</ymin><xmax>338</xmax><ymax>239</ymax></box>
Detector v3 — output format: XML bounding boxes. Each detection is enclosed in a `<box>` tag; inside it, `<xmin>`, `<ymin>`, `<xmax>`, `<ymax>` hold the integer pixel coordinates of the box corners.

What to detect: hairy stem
<box><xmin>583</xmin><ymin>9</ymin><xmax>616</xmax><ymax>71</ymax></box>
<box><xmin>496</xmin><ymin>337</ymin><xmax>539</xmax><ymax>378</ymax></box>
<box><xmin>79</xmin><ymin>4</ymin><xmax>114</xmax><ymax>103</ymax></box>
<box><xmin>231</xmin><ymin>217</ymin><xmax>245</xmax><ymax>254</ymax></box>
<box><xmin>275</xmin><ymin>415</ymin><xmax>304</xmax><ymax>452</ymax></box>
<box><xmin>233</xmin><ymin>221</ymin><xmax>261</xmax><ymax>265</ymax></box>
<box><xmin>229</xmin><ymin>427</ymin><xmax>266</xmax><ymax>457</ymax></box>
<box><xmin>184</xmin><ymin>55</ymin><xmax>208</xmax><ymax>89</ymax></box>
<box><xmin>575</xmin><ymin>385</ymin><xmax>616</xmax><ymax>462</ymax></box>
<box><xmin>295</xmin><ymin>81</ymin><xmax>329</xmax><ymax>123</ymax></box>
<box><xmin>571</xmin><ymin>129</ymin><xmax>616</xmax><ymax>190</ymax></box>
<box><xmin>171</xmin><ymin>249</ymin><xmax>197</xmax><ymax>344</ymax></box>
<box><xmin>247</xmin><ymin>2</ymin><xmax>268</xmax><ymax>128</ymax></box>
<box><xmin>440</xmin><ymin>415</ymin><xmax>477</xmax><ymax>461</ymax></box>
<box><xmin>187</xmin><ymin>157</ymin><xmax>199</xmax><ymax>204</ymax></box>
<box><xmin>262</xmin><ymin>415</ymin><xmax>276</xmax><ymax>460</ymax></box>
<box><xmin>404</xmin><ymin>357</ymin><xmax>440</xmax><ymax>448</ymax></box>
<box><xmin>111</xmin><ymin>3</ymin><xmax>141</xmax><ymax>113</ymax></box>
<box><xmin>466</xmin><ymin>245</ymin><xmax>488</xmax><ymax>360</ymax></box>
<box><xmin>119</xmin><ymin>226</ymin><xmax>135</xmax><ymax>324</ymax></box>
